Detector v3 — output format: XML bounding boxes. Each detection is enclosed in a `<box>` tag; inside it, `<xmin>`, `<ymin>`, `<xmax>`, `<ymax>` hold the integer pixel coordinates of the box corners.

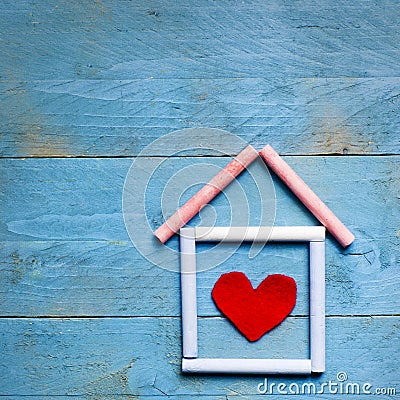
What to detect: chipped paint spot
<box><xmin>83</xmin><ymin>359</ymin><xmax>136</xmax><ymax>400</ymax></box>
<box><xmin>22</xmin><ymin>125</ymin><xmax>71</xmax><ymax>157</ymax></box>
<box><xmin>147</xmin><ymin>9</ymin><xmax>160</xmax><ymax>17</ymax></box>
<box><xmin>5</xmin><ymin>82</ymin><xmax>72</xmax><ymax>157</ymax></box>
<box><xmin>304</xmin><ymin>79</ymin><xmax>373</xmax><ymax>154</ymax></box>
<box><xmin>107</xmin><ymin>241</ymin><xmax>127</xmax><ymax>246</ymax></box>
<box><xmin>11</xmin><ymin>253</ymin><xmax>26</xmax><ymax>284</ymax></box>
<box><xmin>92</xmin><ymin>0</ymin><xmax>113</xmax><ymax>20</ymax></box>
<box><xmin>93</xmin><ymin>0</ymin><xmax>106</xmax><ymax>15</ymax></box>
<box><xmin>197</xmin><ymin>93</ymin><xmax>208</xmax><ymax>101</ymax></box>
<box><xmin>10</xmin><ymin>253</ymin><xmax>42</xmax><ymax>284</ymax></box>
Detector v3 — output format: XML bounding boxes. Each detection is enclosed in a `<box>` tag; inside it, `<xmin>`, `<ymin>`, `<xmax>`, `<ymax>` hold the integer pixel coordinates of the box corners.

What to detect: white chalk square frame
<box><xmin>180</xmin><ymin>226</ymin><xmax>325</xmax><ymax>374</ymax></box>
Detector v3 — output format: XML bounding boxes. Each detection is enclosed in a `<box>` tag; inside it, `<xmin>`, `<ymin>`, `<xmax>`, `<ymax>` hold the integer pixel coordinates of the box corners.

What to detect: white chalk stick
<box><xmin>154</xmin><ymin>145</ymin><xmax>259</xmax><ymax>243</ymax></box>
<box><xmin>310</xmin><ymin>241</ymin><xmax>326</xmax><ymax>373</ymax></box>
<box><xmin>259</xmin><ymin>144</ymin><xmax>354</xmax><ymax>248</ymax></box>
<box><xmin>180</xmin><ymin>228</ymin><xmax>198</xmax><ymax>358</ymax></box>
<box><xmin>182</xmin><ymin>358</ymin><xmax>312</xmax><ymax>374</ymax></box>
<box><xmin>195</xmin><ymin>226</ymin><xmax>325</xmax><ymax>242</ymax></box>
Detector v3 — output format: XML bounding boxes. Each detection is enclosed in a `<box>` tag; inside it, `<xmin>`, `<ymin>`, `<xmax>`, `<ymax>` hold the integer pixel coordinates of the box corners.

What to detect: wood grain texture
<box><xmin>1</xmin><ymin>0</ymin><xmax>399</xmax><ymax>81</ymax></box>
<box><xmin>0</xmin><ymin>156</ymin><xmax>398</xmax><ymax>317</ymax></box>
<box><xmin>0</xmin><ymin>317</ymin><xmax>398</xmax><ymax>397</ymax></box>
<box><xmin>1</xmin><ymin>77</ymin><xmax>399</xmax><ymax>157</ymax></box>
<box><xmin>1</xmin><ymin>0</ymin><xmax>400</xmax><ymax>157</ymax></box>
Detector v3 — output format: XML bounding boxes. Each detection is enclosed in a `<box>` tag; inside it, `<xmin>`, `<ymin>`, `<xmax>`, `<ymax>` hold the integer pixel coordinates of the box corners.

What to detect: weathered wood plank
<box><xmin>1</xmin><ymin>0</ymin><xmax>400</xmax><ymax>37</ymax></box>
<box><xmin>1</xmin><ymin>237</ymin><xmax>397</xmax><ymax>317</ymax></box>
<box><xmin>0</xmin><ymin>156</ymin><xmax>398</xmax><ymax>316</ymax></box>
<box><xmin>0</xmin><ymin>0</ymin><xmax>399</xmax><ymax>81</ymax></box>
<box><xmin>1</xmin><ymin>78</ymin><xmax>399</xmax><ymax>157</ymax></box>
<box><xmin>1</xmin><ymin>156</ymin><xmax>398</xmax><ymax>240</ymax></box>
<box><xmin>0</xmin><ymin>317</ymin><xmax>398</xmax><ymax>396</ymax></box>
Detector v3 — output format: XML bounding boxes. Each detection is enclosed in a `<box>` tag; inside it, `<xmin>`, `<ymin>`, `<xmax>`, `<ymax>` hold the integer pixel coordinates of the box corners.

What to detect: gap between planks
<box><xmin>0</xmin><ymin>315</ymin><xmax>398</xmax><ymax>319</ymax></box>
<box><xmin>1</xmin><ymin>153</ymin><xmax>400</xmax><ymax>160</ymax></box>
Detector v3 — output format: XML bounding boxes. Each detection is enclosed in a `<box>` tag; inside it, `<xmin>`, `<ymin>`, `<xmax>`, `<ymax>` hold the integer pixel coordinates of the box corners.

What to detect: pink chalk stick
<box><xmin>154</xmin><ymin>145</ymin><xmax>259</xmax><ymax>243</ymax></box>
<box><xmin>259</xmin><ymin>145</ymin><xmax>354</xmax><ymax>248</ymax></box>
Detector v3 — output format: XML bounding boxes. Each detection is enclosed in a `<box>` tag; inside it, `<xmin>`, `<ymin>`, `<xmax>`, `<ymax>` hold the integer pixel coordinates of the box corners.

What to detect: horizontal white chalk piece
<box><xmin>180</xmin><ymin>228</ymin><xmax>198</xmax><ymax>358</ymax></box>
<box><xmin>310</xmin><ymin>241</ymin><xmax>326</xmax><ymax>373</ymax></box>
<box><xmin>259</xmin><ymin>144</ymin><xmax>354</xmax><ymax>248</ymax></box>
<box><xmin>195</xmin><ymin>226</ymin><xmax>325</xmax><ymax>242</ymax></box>
<box><xmin>182</xmin><ymin>358</ymin><xmax>312</xmax><ymax>374</ymax></box>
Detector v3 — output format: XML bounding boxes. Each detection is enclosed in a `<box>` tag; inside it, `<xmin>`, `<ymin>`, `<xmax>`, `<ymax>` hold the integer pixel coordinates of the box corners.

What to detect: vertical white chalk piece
<box><xmin>180</xmin><ymin>228</ymin><xmax>198</xmax><ymax>358</ymax></box>
<box><xmin>182</xmin><ymin>358</ymin><xmax>312</xmax><ymax>374</ymax></box>
<box><xmin>310</xmin><ymin>240</ymin><xmax>326</xmax><ymax>373</ymax></box>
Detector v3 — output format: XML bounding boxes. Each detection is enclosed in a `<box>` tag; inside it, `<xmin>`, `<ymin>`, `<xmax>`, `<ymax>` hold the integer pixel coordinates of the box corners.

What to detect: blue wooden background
<box><xmin>1</xmin><ymin>0</ymin><xmax>399</xmax><ymax>398</ymax></box>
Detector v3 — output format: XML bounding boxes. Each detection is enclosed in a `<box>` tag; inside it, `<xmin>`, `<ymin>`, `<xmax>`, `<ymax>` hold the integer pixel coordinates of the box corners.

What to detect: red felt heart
<box><xmin>212</xmin><ymin>272</ymin><xmax>297</xmax><ymax>342</ymax></box>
